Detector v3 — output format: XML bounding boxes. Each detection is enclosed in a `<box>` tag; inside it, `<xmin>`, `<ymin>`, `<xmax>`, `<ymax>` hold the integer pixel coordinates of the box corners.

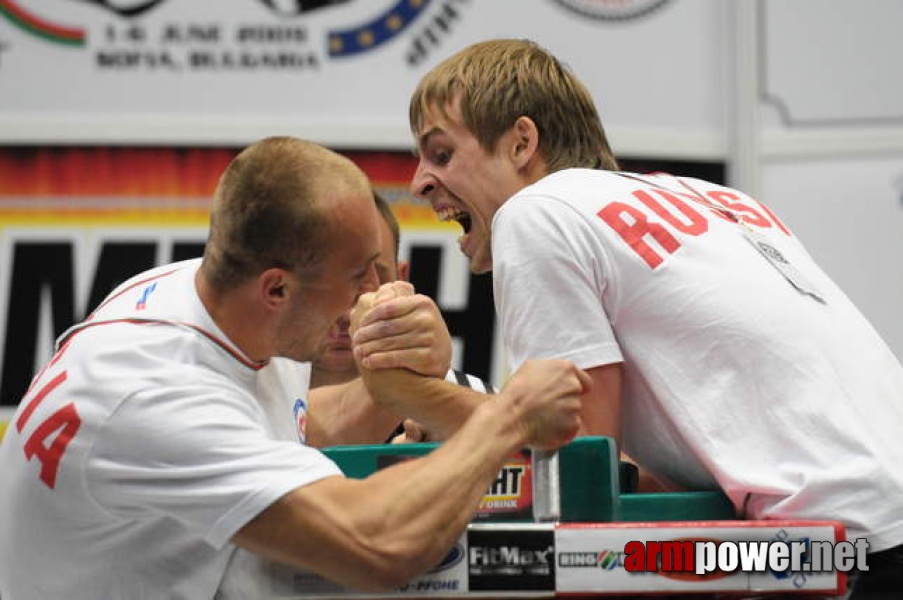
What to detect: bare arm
<box><xmin>351</xmin><ymin>284</ymin><xmax>490</xmax><ymax>439</ymax></box>
<box><xmin>233</xmin><ymin>359</ymin><xmax>589</xmax><ymax>591</ymax></box>
<box><xmin>305</xmin><ymin>378</ymin><xmax>402</xmax><ymax>448</ymax></box>
<box><xmin>305</xmin><ymin>282</ymin><xmax>454</xmax><ymax>446</ymax></box>
<box><xmin>577</xmin><ymin>363</ymin><xmax>623</xmax><ymax>446</ymax></box>
<box><xmin>307</xmin><ymin>376</ymin><xmax>484</xmax><ymax>447</ymax></box>
<box><xmin>359</xmin><ymin>369</ymin><xmax>489</xmax><ymax>441</ymax></box>
<box><xmin>578</xmin><ymin>363</ymin><xmax>669</xmax><ymax>491</ymax></box>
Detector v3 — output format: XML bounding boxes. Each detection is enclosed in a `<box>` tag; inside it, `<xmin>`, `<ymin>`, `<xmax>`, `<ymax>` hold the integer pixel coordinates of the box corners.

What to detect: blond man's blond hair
<box><xmin>410</xmin><ymin>39</ymin><xmax>619</xmax><ymax>172</ymax></box>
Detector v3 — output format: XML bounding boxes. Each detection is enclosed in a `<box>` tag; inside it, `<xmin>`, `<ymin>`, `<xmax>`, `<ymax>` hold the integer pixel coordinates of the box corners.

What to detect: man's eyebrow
<box><xmin>356</xmin><ymin>252</ymin><xmax>380</xmax><ymax>275</ymax></box>
<box><xmin>414</xmin><ymin>127</ymin><xmax>443</xmax><ymax>156</ymax></box>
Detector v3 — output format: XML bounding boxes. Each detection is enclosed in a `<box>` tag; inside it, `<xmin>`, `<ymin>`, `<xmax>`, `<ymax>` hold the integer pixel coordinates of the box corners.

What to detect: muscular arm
<box><xmin>337</xmin><ymin>283</ymin><xmax>489</xmax><ymax>440</ymax></box>
<box><xmin>305</xmin><ymin>379</ymin><xmax>402</xmax><ymax>448</ymax></box>
<box><xmin>305</xmin><ymin>282</ymin><xmax>455</xmax><ymax>447</ymax></box>
<box><xmin>235</xmin><ymin>401</ymin><xmax>520</xmax><ymax>590</ymax></box>
<box><xmin>306</xmin><ymin>374</ymin><xmax>485</xmax><ymax>447</ymax></box>
<box><xmin>233</xmin><ymin>360</ymin><xmax>588</xmax><ymax>591</ymax></box>
<box><xmin>364</xmin><ymin>369</ymin><xmax>489</xmax><ymax>442</ymax></box>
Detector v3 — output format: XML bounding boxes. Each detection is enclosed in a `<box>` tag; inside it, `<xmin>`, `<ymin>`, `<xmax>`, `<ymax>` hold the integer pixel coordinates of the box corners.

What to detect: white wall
<box><xmin>749</xmin><ymin>0</ymin><xmax>903</xmax><ymax>361</ymax></box>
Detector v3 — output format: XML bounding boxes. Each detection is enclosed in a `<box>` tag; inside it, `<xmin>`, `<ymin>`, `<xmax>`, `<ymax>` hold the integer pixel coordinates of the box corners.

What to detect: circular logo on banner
<box><xmin>258</xmin><ymin>0</ymin><xmax>350</xmax><ymax>17</ymax></box>
<box><xmin>428</xmin><ymin>543</ymin><xmax>465</xmax><ymax>574</ymax></box>
<box><xmin>551</xmin><ymin>0</ymin><xmax>671</xmax><ymax>21</ymax></box>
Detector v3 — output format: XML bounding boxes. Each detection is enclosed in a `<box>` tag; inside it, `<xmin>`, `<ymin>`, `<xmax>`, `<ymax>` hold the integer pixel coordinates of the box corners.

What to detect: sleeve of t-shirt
<box><xmin>492</xmin><ymin>193</ymin><xmax>623</xmax><ymax>370</ymax></box>
<box><xmin>85</xmin><ymin>368</ymin><xmax>342</xmax><ymax>549</ymax></box>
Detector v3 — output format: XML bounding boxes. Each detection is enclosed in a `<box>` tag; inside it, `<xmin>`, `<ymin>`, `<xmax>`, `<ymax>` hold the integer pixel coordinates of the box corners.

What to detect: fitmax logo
<box><xmin>470</xmin><ymin>546</ymin><xmax>553</xmax><ymax>567</ymax></box>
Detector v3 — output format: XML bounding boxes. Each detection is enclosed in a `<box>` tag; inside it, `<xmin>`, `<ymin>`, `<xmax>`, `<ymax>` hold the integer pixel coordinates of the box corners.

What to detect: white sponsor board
<box><xmin>555</xmin><ymin>521</ymin><xmax>844</xmax><ymax>595</ymax></box>
<box><xmin>275</xmin><ymin>520</ymin><xmax>845</xmax><ymax>598</ymax></box>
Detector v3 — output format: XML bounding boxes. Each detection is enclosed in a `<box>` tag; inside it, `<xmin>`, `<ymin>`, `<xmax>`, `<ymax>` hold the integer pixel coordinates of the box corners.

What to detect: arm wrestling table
<box><xmin>276</xmin><ymin>437</ymin><xmax>846</xmax><ymax>597</ymax></box>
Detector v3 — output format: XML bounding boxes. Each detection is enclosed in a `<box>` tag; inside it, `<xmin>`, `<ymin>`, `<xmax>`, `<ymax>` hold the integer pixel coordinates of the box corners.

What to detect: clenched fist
<box><xmin>498</xmin><ymin>359</ymin><xmax>591</xmax><ymax>451</ymax></box>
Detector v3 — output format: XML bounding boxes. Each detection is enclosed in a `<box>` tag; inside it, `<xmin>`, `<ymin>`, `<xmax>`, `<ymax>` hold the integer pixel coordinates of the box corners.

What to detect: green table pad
<box><xmin>322</xmin><ymin>436</ymin><xmax>735</xmax><ymax>523</ymax></box>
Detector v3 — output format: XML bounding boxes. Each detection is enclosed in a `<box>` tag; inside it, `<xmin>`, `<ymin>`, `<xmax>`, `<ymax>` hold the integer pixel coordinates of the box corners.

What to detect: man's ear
<box><xmin>259</xmin><ymin>268</ymin><xmax>291</xmax><ymax>309</ymax></box>
<box><xmin>396</xmin><ymin>259</ymin><xmax>410</xmax><ymax>282</ymax></box>
<box><xmin>511</xmin><ymin>115</ymin><xmax>540</xmax><ymax>168</ymax></box>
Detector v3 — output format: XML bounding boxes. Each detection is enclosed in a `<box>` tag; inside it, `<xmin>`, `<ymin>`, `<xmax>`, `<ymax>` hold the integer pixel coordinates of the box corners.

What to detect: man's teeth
<box><xmin>437</xmin><ymin>207</ymin><xmax>464</xmax><ymax>222</ymax></box>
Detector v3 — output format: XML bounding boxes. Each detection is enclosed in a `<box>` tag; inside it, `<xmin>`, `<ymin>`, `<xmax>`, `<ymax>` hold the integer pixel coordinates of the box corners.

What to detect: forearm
<box><xmin>349</xmin><ymin>400</ymin><xmax>526</xmax><ymax>577</ymax></box>
<box><xmin>236</xmin><ymin>359</ymin><xmax>586</xmax><ymax>590</ymax></box>
<box><xmin>237</xmin><ymin>399</ymin><xmax>526</xmax><ymax>591</ymax></box>
<box><xmin>359</xmin><ymin>365</ymin><xmax>487</xmax><ymax>440</ymax></box>
<box><xmin>306</xmin><ymin>378</ymin><xmax>404</xmax><ymax>448</ymax></box>
<box><xmin>575</xmin><ymin>363</ymin><xmax>624</xmax><ymax>448</ymax></box>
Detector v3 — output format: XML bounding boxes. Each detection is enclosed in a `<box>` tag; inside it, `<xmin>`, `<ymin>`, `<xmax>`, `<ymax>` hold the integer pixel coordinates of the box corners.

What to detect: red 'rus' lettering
<box><xmin>633</xmin><ymin>189</ymin><xmax>709</xmax><ymax>236</ymax></box>
<box><xmin>598</xmin><ymin>202</ymin><xmax>681</xmax><ymax>269</ymax></box>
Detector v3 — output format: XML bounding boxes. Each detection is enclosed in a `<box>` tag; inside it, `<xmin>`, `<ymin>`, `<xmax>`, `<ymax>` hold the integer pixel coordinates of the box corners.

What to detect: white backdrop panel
<box><xmin>762</xmin><ymin>157</ymin><xmax>903</xmax><ymax>361</ymax></box>
<box><xmin>0</xmin><ymin>0</ymin><xmax>724</xmax><ymax>152</ymax></box>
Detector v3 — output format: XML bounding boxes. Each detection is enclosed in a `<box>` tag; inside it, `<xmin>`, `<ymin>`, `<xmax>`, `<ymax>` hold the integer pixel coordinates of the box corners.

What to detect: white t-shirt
<box><xmin>493</xmin><ymin>169</ymin><xmax>903</xmax><ymax>551</ymax></box>
<box><xmin>0</xmin><ymin>259</ymin><xmax>341</xmax><ymax>599</ymax></box>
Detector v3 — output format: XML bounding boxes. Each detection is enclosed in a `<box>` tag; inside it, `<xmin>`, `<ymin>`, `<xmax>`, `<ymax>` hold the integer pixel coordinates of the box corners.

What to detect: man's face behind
<box><xmin>310</xmin><ymin>209</ymin><xmax>400</xmax><ymax>377</ymax></box>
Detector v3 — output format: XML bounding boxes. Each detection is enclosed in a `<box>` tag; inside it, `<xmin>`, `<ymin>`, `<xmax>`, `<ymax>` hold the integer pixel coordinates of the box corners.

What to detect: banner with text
<box><xmin>0</xmin><ymin>0</ymin><xmax>720</xmax><ymax>152</ymax></box>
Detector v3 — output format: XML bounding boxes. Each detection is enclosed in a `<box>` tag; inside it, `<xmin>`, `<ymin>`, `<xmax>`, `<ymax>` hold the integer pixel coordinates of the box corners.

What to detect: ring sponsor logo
<box><xmin>558</xmin><ymin>549</ymin><xmax>625</xmax><ymax>570</ymax></box>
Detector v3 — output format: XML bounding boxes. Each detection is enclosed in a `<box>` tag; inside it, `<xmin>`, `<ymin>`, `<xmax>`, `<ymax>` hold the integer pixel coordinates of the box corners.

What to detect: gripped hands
<box><xmin>350</xmin><ymin>282</ymin><xmax>452</xmax><ymax>378</ymax></box>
